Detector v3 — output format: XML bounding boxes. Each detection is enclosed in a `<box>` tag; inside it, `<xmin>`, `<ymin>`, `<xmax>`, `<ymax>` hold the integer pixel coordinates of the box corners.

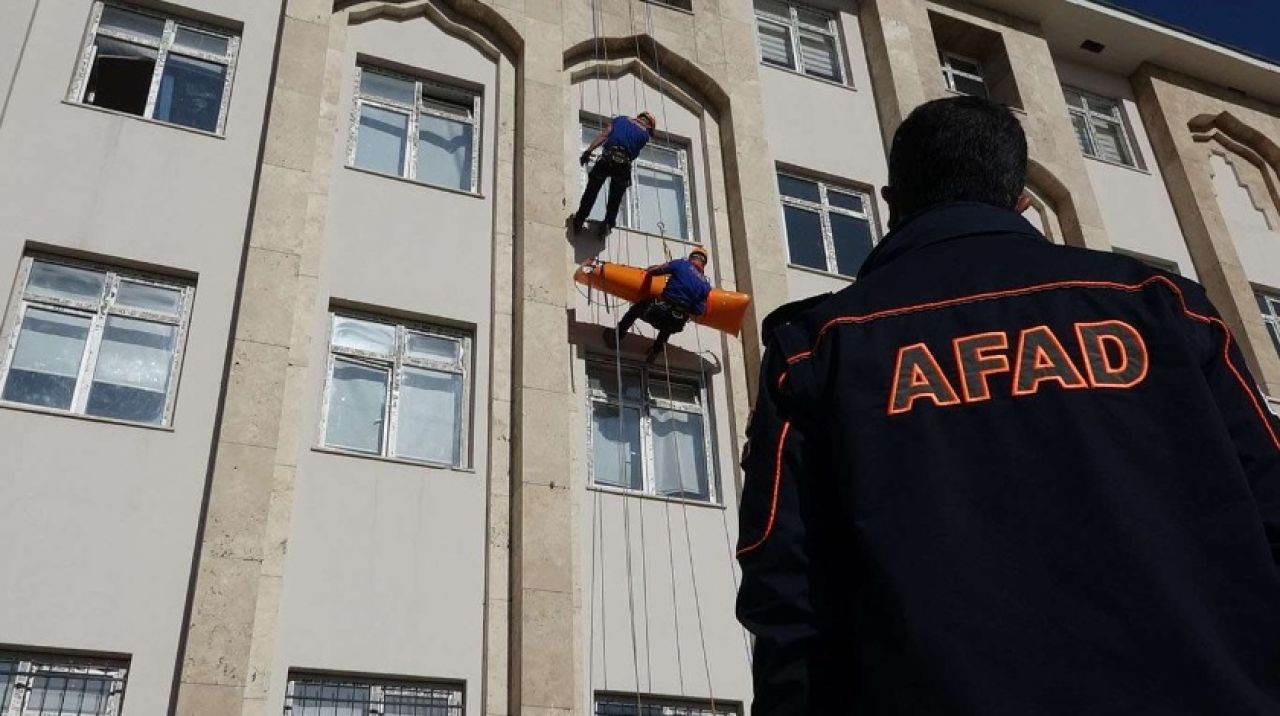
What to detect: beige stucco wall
<box><xmin>0</xmin><ymin>1</ymin><xmax>280</xmax><ymax>714</ymax></box>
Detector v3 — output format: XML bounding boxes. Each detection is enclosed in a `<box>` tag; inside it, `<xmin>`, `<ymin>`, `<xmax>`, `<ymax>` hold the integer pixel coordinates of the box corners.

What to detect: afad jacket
<box><xmin>736</xmin><ymin>202</ymin><xmax>1280</xmax><ymax>715</ymax></box>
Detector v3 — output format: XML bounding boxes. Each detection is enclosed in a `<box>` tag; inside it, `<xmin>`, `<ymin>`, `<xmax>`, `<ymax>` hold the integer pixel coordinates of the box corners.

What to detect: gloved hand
<box><xmin>579</xmin><ymin>150</ymin><xmax>593</xmax><ymax>167</ymax></box>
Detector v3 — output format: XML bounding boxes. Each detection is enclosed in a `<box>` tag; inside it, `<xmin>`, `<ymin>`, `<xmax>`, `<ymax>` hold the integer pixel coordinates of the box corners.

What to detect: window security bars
<box><xmin>595</xmin><ymin>694</ymin><xmax>738</xmax><ymax>716</ymax></box>
<box><xmin>0</xmin><ymin>256</ymin><xmax>193</xmax><ymax>427</ymax></box>
<box><xmin>939</xmin><ymin>51</ymin><xmax>987</xmax><ymax>98</ymax></box>
<box><xmin>753</xmin><ymin>0</ymin><xmax>845</xmax><ymax>84</ymax></box>
<box><xmin>1064</xmin><ymin>87</ymin><xmax>1140</xmax><ymax>168</ymax></box>
<box><xmin>777</xmin><ymin>173</ymin><xmax>878</xmax><ymax>278</ymax></box>
<box><xmin>350</xmin><ymin>66</ymin><xmax>482</xmax><ymax>193</ymax></box>
<box><xmin>285</xmin><ymin>675</ymin><xmax>463</xmax><ymax>716</ymax></box>
<box><xmin>579</xmin><ymin>122</ymin><xmax>696</xmax><ymax>241</ymax></box>
<box><xmin>320</xmin><ymin>313</ymin><xmax>471</xmax><ymax>468</ymax></box>
<box><xmin>586</xmin><ymin>360</ymin><xmax>715</xmax><ymax>503</ymax></box>
<box><xmin>0</xmin><ymin>652</ymin><xmax>129</xmax><ymax>716</ymax></box>
<box><xmin>69</xmin><ymin>2</ymin><xmax>240</xmax><ymax>134</ymax></box>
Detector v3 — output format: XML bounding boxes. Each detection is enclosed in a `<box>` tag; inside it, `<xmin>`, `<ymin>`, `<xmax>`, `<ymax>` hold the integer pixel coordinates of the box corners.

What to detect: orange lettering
<box><xmin>1012</xmin><ymin>325</ymin><xmax>1088</xmax><ymax>396</ymax></box>
<box><xmin>1076</xmin><ymin>320</ymin><xmax>1148</xmax><ymax>388</ymax></box>
<box><xmin>888</xmin><ymin>343</ymin><xmax>961</xmax><ymax>415</ymax></box>
<box><xmin>953</xmin><ymin>331</ymin><xmax>1010</xmax><ymax>403</ymax></box>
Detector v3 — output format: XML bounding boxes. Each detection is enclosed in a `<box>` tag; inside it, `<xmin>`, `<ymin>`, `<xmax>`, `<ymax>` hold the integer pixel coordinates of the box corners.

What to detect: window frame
<box><xmin>0</xmin><ymin>650</ymin><xmax>129</xmax><ymax>716</ymax></box>
<box><xmin>0</xmin><ymin>255</ymin><xmax>194</xmax><ymax>427</ymax></box>
<box><xmin>585</xmin><ymin>358</ymin><xmax>719</xmax><ymax>505</ymax></box>
<box><xmin>579</xmin><ymin>120</ymin><xmax>698</xmax><ymax>242</ymax></box>
<box><xmin>753</xmin><ymin>0</ymin><xmax>847</xmax><ymax>85</ymax></box>
<box><xmin>348</xmin><ymin>65</ymin><xmax>483</xmax><ymax>194</ymax></box>
<box><xmin>594</xmin><ymin>692</ymin><xmax>740</xmax><ymax>716</ymax></box>
<box><xmin>68</xmin><ymin>1</ymin><xmax>241</xmax><ymax>135</ymax></box>
<box><xmin>777</xmin><ymin>172</ymin><xmax>880</xmax><ymax>278</ymax></box>
<box><xmin>284</xmin><ymin>673</ymin><xmax>464</xmax><ymax>715</ymax></box>
<box><xmin>318</xmin><ymin>311</ymin><xmax>473</xmax><ymax>469</ymax></box>
<box><xmin>1063</xmin><ymin>86</ymin><xmax>1141</xmax><ymax>168</ymax></box>
<box><xmin>1258</xmin><ymin>288</ymin><xmax>1280</xmax><ymax>361</ymax></box>
<box><xmin>939</xmin><ymin>50</ymin><xmax>988</xmax><ymax>98</ymax></box>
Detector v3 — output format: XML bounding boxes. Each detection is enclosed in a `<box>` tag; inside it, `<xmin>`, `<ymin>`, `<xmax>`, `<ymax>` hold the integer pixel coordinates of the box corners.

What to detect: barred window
<box><xmin>0</xmin><ymin>256</ymin><xmax>194</xmax><ymax>426</ymax></box>
<box><xmin>69</xmin><ymin>2</ymin><xmax>240</xmax><ymax>134</ymax></box>
<box><xmin>1258</xmin><ymin>290</ymin><xmax>1280</xmax><ymax>361</ymax></box>
<box><xmin>595</xmin><ymin>694</ymin><xmax>738</xmax><ymax>716</ymax></box>
<box><xmin>285</xmin><ymin>674</ymin><xmax>463</xmax><ymax>715</ymax></box>
<box><xmin>939</xmin><ymin>51</ymin><xmax>987</xmax><ymax>98</ymax></box>
<box><xmin>350</xmin><ymin>66</ymin><xmax>482</xmax><ymax>193</ymax></box>
<box><xmin>0</xmin><ymin>651</ymin><xmax>129</xmax><ymax>716</ymax></box>
<box><xmin>753</xmin><ymin>0</ymin><xmax>845</xmax><ymax>84</ymax></box>
<box><xmin>579</xmin><ymin>122</ymin><xmax>695</xmax><ymax>241</ymax></box>
<box><xmin>320</xmin><ymin>313</ymin><xmax>471</xmax><ymax>468</ymax></box>
<box><xmin>587</xmin><ymin>360</ymin><xmax>715</xmax><ymax>503</ymax></box>
<box><xmin>1063</xmin><ymin>87</ymin><xmax>1141</xmax><ymax>168</ymax></box>
<box><xmin>778</xmin><ymin>172</ymin><xmax>879</xmax><ymax>278</ymax></box>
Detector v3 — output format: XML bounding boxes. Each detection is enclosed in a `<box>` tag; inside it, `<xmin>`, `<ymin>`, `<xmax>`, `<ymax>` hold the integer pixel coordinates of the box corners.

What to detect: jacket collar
<box><xmin>857</xmin><ymin>202</ymin><xmax>1045</xmax><ymax>279</ymax></box>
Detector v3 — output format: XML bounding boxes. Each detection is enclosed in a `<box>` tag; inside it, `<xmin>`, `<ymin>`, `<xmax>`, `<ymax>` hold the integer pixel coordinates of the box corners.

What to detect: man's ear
<box><xmin>1015</xmin><ymin>190</ymin><xmax>1033</xmax><ymax>214</ymax></box>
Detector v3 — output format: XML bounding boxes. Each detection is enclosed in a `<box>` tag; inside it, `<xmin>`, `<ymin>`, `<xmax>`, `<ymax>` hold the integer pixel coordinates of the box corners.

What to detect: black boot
<box><xmin>569</xmin><ymin>213</ymin><xmax>585</xmax><ymax>234</ymax></box>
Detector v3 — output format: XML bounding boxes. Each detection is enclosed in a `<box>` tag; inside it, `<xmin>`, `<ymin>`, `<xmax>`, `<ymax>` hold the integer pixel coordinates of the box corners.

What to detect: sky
<box><xmin>1102</xmin><ymin>0</ymin><xmax>1280</xmax><ymax>63</ymax></box>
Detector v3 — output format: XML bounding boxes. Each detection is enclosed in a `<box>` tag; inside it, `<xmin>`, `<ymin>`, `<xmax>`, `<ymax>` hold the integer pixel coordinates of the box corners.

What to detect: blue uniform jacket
<box><xmin>604</xmin><ymin>115</ymin><xmax>651</xmax><ymax>160</ymax></box>
<box><xmin>653</xmin><ymin>258</ymin><xmax>710</xmax><ymax>315</ymax></box>
<box><xmin>737</xmin><ymin>202</ymin><xmax>1280</xmax><ymax>715</ymax></box>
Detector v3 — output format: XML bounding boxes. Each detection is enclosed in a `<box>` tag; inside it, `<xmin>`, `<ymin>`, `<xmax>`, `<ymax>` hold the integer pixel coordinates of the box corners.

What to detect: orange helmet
<box><xmin>636</xmin><ymin>112</ymin><xmax>657</xmax><ymax>131</ymax></box>
<box><xmin>689</xmin><ymin>247</ymin><xmax>709</xmax><ymax>263</ymax></box>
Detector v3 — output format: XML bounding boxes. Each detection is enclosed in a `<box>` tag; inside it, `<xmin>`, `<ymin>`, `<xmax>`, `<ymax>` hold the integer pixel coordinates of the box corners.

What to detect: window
<box><xmin>69</xmin><ymin>2</ymin><xmax>239</xmax><ymax>134</ymax></box>
<box><xmin>320</xmin><ymin>313</ymin><xmax>471</xmax><ymax>467</ymax></box>
<box><xmin>0</xmin><ymin>651</ymin><xmax>129</xmax><ymax>716</ymax></box>
<box><xmin>350</xmin><ymin>66</ymin><xmax>481</xmax><ymax>193</ymax></box>
<box><xmin>587</xmin><ymin>360</ymin><xmax>715</xmax><ymax>503</ymax></box>
<box><xmin>1064</xmin><ymin>87</ymin><xmax>1139</xmax><ymax>167</ymax></box>
<box><xmin>595</xmin><ymin>694</ymin><xmax>738</xmax><ymax>716</ymax></box>
<box><xmin>285</xmin><ymin>674</ymin><xmax>463</xmax><ymax>715</ymax></box>
<box><xmin>939</xmin><ymin>51</ymin><xmax>987</xmax><ymax>98</ymax></box>
<box><xmin>580</xmin><ymin>122</ymin><xmax>695</xmax><ymax>240</ymax></box>
<box><xmin>0</xmin><ymin>256</ymin><xmax>193</xmax><ymax>426</ymax></box>
<box><xmin>778</xmin><ymin>173</ymin><xmax>878</xmax><ymax>277</ymax></box>
<box><xmin>753</xmin><ymin>0</ymin><xmax>845</xmax><ymax>83</ymax></box>
<box><xmin>1258</xmin><ymin>290</ymin><xmax>1280</xmax><ymax>360</ymax></box>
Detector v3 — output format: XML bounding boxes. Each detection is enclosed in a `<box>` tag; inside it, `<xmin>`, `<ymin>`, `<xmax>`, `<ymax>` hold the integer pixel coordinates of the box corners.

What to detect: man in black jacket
<box><xmin>736</xmin><ymin>96</ymin><xmax>1280</xmax><ymax>715</ymax></box>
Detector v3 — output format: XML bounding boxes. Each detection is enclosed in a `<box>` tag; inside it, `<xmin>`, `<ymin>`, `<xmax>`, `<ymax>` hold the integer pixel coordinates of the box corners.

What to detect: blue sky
<box><xmin>1103</xmin><ymin>0</ymin><xmax>1280</xmax><ymax>63</ymax></box>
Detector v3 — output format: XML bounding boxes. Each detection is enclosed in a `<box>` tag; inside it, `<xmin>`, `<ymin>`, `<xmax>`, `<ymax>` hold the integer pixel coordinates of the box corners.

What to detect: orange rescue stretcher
<box><xmin>574</xmin><ymin>260</ymin><xmax>752</xmax><ymax>335</ymax></box>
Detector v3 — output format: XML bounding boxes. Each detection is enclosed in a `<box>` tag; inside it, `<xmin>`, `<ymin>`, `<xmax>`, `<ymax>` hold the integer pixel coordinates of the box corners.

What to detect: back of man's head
<box><xmin>886</xmin><ymin>96</ymin><xmax>1027</xmax><ymax>223</ymax></box>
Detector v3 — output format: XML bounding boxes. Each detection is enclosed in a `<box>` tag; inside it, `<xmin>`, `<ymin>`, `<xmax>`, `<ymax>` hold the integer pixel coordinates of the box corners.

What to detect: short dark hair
<box><xmin>888</xmin><ymin>96</ymin><xmax>1027</xmax><ymax>217</ymax></box>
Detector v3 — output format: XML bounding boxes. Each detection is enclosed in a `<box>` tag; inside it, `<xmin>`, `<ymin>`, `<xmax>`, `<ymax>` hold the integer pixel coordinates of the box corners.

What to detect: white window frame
<box><xmin>939</xmin><ymin>51</ymin><xmax>988</xmax><ymax>98</ymax></box>
<box><xmin>68</xmin><ymin>1</ymin><xmax>240</xmax><ymax>135</ymax></box>
<box><xmin>579</xmin><ymin>120</ymin><xmax>697</xmax><ymax>242</ymax></box>
<box><xmin>348</xmin><ymin>65</ymin><xmax>483</xmax><ymax>193</ymax></box>
<box><xmin>778</xmin><ymin>172</ymin><xmax>880</xmax><ymax>278</ymax></box>
<box><xmin>284</xmin><ymin>673</ymin><xmax>464</xmax><ymax>715</ymax></box>
<box><xmin>0</xmin><ymin>255</ymin><xmax>194</xmax><ymax>427</ymax></box>
<box><xmin>1258</xmin><ymin>289</ymin><xmax>1280</xmax><ymax>361</ymax></box>
<box><xmin>318</xmin><ymin>311</ymin><xmax>472</xmax><ymax>469</ymax></box>
<box><xmin>1063</xmin><ymin>86</ymin><xmax>1141</xmax><ymax>168</ymax></box>
<box><xmin>0</xmin><ymin>651</ymin><xmax>129</xmax><ymax>716</ymax></box>
<box><xmin>594</xmin><ymin>693</ymin><xmax>739</xmax><ymax>716</ymax></box>
<box><xmin>585</xmin><ymin>358</ymin><xmax>719</xmax><ymax>505</ymax></box>
<box><xmin>753</xmin><ymin>0</ymin><xmax>847</xmax><ymax>85</ymax></box>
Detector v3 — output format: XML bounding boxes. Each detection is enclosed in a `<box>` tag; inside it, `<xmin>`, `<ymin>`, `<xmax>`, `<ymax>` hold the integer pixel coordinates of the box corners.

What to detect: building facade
<box><xmin>0</xmin><ymin>0</ymin><xmax>1277</xmax><ymax>714</ymax></box>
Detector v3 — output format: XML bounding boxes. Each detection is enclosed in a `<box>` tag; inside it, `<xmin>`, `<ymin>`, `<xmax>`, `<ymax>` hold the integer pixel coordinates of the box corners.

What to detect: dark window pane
<box><xmin>86</xmin><ymin>317</ymin><xmax>176</xmax><ymax>424</ymax></box>
<box><xmin>154</xmin><ymin>53</ymin><xmax>227</xmax><ymax>131</ymax></box>
<box><xmin>777</xmin><ymin>174</ymin><xmax>820</xmax><ymax>202</ymax></box>
<box><xmin>85</xmin><ymin>36</ymin><xmax>158</xmax><ymax>116</ymax></box>
<box><xmin>2</xmin><ymin>309</ymin><xmax>91</xmax><ymax>410</ymax></box>
<box><xmin>831</xmin><ymin>213</ymin><xmax>874</xmax><ymax>277</ymax></box>
<box><xmin>828</xmin><ymin>189</ymin><xmax>864</xmax><ymax>213</ymax></box>
<box><xmin>951</xmin><ymin>74</ymin><xmax>988</xmax><ymax>98</ymax></box>
<box><xmin>782</xmin><ymin>204</ymin><xmax>826</xmax><ymax>271</ymax></box>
